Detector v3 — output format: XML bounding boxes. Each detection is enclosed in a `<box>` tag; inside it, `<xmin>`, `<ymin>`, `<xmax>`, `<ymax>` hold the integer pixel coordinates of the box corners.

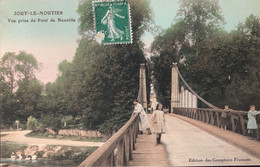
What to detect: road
<box><xmin>162</xmin><ymin>114</ymin><xmax>260</xmax><ymax>166</ymax></box>
<box><xmin>1</xmin><ymin>130</ymin><xmax>104</xmax><ymax>147</ymax></box>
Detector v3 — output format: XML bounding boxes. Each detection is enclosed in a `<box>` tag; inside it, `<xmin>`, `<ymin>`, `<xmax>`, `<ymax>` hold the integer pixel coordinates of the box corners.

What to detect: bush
<box><xmin>39</xmin><ymin>114</ymin><xmax>61</xmax><ymax>132</ymax></box>
<box><xmin>26</xmin><ymin>116</ymin><xmax>39</xmax><ymax>130</ymax></box>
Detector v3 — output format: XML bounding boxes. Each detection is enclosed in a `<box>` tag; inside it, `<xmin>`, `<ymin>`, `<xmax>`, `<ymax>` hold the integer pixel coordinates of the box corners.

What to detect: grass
<box><xmin>25</xmin><ymin>131</ymin><xmax>105</xmax><ymax>142</ymax></box>
<box><xmin>0</xmin><ymin>141</ymin><xmax>27</xmax><ymax>158</ymax></box>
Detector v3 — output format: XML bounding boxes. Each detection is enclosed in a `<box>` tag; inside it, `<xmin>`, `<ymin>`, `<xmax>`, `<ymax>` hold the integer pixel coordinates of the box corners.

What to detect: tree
<box><xmin>176</xmin><ymin>0</ymin><xmax>225</xmax><ymax>45</ymax></box>
<box><xmin>150</xmin><ymin>0</ymin><xmax>260</xmax><ymax>110</ymax></box>
<box><xmin>0</xmin><ymin>52</ymin><xmax>18</xmax><ymax>92</ymax></box>
<box><xmin>15</xmin><ymin>78</ymin><xmax>43</xmax><ymax>122</ymax></box>
<box><xmin>201</xmin><ymin>31</ymin><xmax>260</xmax><ymax>110</ymax></box>
<box><xmin>38</xmin><ymin>0</ymin><xmax>152</xmax><ymax>135</ymax></box>
<box><xmin>0</xmin><ymin>76</ymin><xmax>18</xmax><ymax>127</ymax></box>
<box><xmin>1</xmin><ymin>51</ymin><xmax>42</xmax><ymax>127</ymax></box>
<box><xmin>151</xmin><ymin>0</ymin><xmax>225</xmax><ymax>106</ymax></box>
<box><xmin>237</xmin><ymin>14</ymin><xmax>260</xmax><ymax>38</ymax></box>
<box><xmin>15</xmin><ymin>51</ymin><xmax>40</xmax><ymax>80</ymax></box>
<box><xmin>71</xmin><ymin>0</ymin><xmax>152</xmax><ymax>134</ymax></box>
<box><xmin>177</xmin><ymin>17</ymin><xmax>260</xmax><ymax>110</ymax></box>
<box><xmin>0</xmin><ymin>51</ymin><xmax>40</xmax><ymax>91</ymax></box>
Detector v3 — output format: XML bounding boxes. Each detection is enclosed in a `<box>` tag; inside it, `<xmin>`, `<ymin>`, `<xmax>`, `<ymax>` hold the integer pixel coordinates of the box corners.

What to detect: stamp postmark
<box><xmin>93</xmin><ymin>0</ymin><xmax>132</xmax><ymax>44</ymax></box>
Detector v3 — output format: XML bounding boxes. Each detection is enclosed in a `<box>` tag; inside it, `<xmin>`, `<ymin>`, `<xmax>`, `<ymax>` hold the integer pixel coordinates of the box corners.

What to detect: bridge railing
<box><xmin>78</xmin><ymin>113</ymin><xmax>139</xmax><ymax>167</ymax></box>
<box><xmin>173</xmin><ymin>107</ymin><xmax>260</xmax><ymax>141</ymax></box>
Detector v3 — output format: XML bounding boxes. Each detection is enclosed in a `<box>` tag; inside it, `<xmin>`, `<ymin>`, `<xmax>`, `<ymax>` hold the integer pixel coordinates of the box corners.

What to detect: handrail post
<box><xmin>216</xmin><ymin>111</ymin><xmax>220</xmax><ymax>127</ymax></box>
<box><xmin>124</xmin><ymin>133</ymin><xmax>130</xmax><ymax>164</ymax></box>
<box><xmin>116</xmin><ymin>139</ymin><xmax>124</xmax><ymax>166</ymax></box>
<box><xmin>230</xmin><ymin>114</ymin><xmax>236</xmax><ymax>132</ymax></box>
<box><xmin>239</xmin><ymin>114</ymin><xmax>246</xmax><ymax>136</ymax></box>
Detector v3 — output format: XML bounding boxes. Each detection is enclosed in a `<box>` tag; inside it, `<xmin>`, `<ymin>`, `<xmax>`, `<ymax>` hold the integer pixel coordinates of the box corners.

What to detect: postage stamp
<box><xmin>93</xmin><ymin>0</ymin><xmax>132</xmax><ymax>45</ymax></box>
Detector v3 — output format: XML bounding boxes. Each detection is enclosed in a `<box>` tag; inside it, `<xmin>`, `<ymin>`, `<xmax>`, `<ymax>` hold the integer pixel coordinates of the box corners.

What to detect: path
<box><xmin>128</xmin><ymin>114</ymin><xmax>170</xmax><ymax>166</ymax></box>
<box><xmin>163</xmin><ymin>114</ymin><xmax>260</xmax><ymax>166</ymax></box>
<box><xmin>1</xmin><ymin>130</ymin><xmax>103</xmax><ymax>147</ymax></box>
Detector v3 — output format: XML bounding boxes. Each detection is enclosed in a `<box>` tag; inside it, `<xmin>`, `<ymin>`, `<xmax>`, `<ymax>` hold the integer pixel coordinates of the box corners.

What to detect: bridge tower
<box><xmin>171</xmin><ymin>62</ymin><xmax>179</xmax><ymax>113</ymax></box>
<box><xmin>137</xmin><ymin>63</ymin><xmax>147</xmax><ymax>112</ymax></box>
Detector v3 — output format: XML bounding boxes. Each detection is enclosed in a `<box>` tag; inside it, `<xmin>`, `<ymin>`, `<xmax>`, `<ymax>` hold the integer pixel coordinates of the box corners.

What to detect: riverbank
<box><xmin>1</xmin><ymin>141</ymin><xmax>98</xmax><ymax>166</ymax></box>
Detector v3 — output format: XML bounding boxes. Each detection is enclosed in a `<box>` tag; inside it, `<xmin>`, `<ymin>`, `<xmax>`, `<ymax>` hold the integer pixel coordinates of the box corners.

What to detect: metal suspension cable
<box><xmin>177</xmin><ymin>68</ymin><xmax>219</xmax><ymax>109</ymax></box>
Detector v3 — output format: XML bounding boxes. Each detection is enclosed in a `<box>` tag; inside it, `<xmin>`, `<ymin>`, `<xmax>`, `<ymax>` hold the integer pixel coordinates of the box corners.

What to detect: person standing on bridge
<box><xmin>220</xmin><ymin>105</ymin><xmax>231</xmax><ymax>130</ymax></box>
<box><xmin>247</xmin><ymin>105</ymin><xmax>260</xmax><ymax>140</ymax></box>
<box><xmin>132</xmin><ymin>99</ymin><xmax>152</xmax><ymax>135</ymax></box>
<box><xmin>151</xmin><ymin>103</ymin><xmax>166</xmax><ymax>146</ymax></box>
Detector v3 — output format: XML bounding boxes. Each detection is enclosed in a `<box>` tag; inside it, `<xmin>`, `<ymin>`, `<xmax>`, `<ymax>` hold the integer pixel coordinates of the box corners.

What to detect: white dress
<box><xmin>133</xmin><ymin>103</ymin><xmax>150</xmax><ymax>131</ymax></box>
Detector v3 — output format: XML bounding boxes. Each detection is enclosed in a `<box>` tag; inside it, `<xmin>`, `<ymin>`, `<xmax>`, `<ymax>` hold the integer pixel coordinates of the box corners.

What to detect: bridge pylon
<box><xmin>171</xmin><ymin>62</ymin><xmax>179</xmax><ymax>113</ymax></box>
<box><xmin>137</xmin><ymin>63</ymin><xmax>147</xmax><ymax>112</ymax></box>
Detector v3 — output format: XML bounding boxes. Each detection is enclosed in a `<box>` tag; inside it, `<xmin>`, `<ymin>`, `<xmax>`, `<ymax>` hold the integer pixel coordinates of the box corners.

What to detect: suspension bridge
<box><xmin>78</xmin><ymin>64</ymin><xmax>260</xmax><ymax>167</ymax></box>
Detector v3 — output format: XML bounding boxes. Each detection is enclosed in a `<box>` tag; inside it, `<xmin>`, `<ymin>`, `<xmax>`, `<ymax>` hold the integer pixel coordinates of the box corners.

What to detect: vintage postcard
<box><xmin>1</xmin><ymin>0</ymin><xmax>260</xmax><ymax>167</ymax></box>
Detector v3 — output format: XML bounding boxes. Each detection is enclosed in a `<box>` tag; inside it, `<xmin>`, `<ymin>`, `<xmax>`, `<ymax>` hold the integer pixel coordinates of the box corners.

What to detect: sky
<box><xmin>1</xmin><ymin>0</ymin><xmax>260</xmax><ymax>84</ymax></box>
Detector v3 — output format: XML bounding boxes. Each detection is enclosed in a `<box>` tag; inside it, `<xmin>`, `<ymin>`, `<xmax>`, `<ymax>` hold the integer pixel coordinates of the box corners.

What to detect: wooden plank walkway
<box><xmin>128</xmin><ymin>114</ymin><xmax>170</xmax><ymax>166</ymax></box>
<box><xmin>164</xmin><ymin>114</ymin><xmax>260</xmax><ymax>166</ymax></box>
<box><xmin>173</xmin><ymin>113</ymin><xmax>260</xmax><ymax>158</ymax></box>
<box><xmin>128</xmin><ymin>113</ymin><xmax>260</xmax><ymax>166</ymax></box>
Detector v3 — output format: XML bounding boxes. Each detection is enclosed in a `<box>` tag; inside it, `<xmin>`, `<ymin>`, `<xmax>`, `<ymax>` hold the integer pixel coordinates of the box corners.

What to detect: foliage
<box><xmin>39</xmin><ymin>113</ymin><xmax>62</xmax><ymax>132</ymax></box>
<box><xmin>151</xmin><ymin>0</ymin><xmax>224</xmax><ymax>107</ymax></box>
<box><xmin>15</xmin><ymin>51</ymin><xmax>40</xmax><ymax>79</ymax></box>
<box><xmin>151</xmin><ymin>21</ymin><xmax>192</xmax><ymax>107</ymax></box>
<box><xmin>196</xmin><ymin>31</ymin><xmax>260</xmax><ymax>110</ymax></box>
<box><xmin>176</xmin><ymin>0</ymin><xmax>225</xmax><ymax>45</ymax></box>
<box><xmin>26</xmin><ymin>116</ymin><xmax>39</xmax><ymax>130</ymax></box>
<box><xmin>0</xmin><ymin>51</ymin><xmax>40</xmax><ymax>92</ymax></box>
<box><xmin>152</xmin><ymin>5</ymin><xmax>260</xmax><ymax>110</ymax></box>
<box><xmin>0</xmin><ymin>52</ymin><xmax>17</xmax><ymax>92</ymax></box>
<box><xmin>35</xmin><ymin>0</ymin><xmax>153</xmax><ymax>135</ymax></box>
<box><xmin>0</xmin><ymin>76</ymin><xmax>18</xmax><ymax>127</ymax></box>
<box><xmin>16</xmin><ymin>78</ymin><xmax>43</xmax><ymax>120</ymax></box>
<box><xmin>237</xmin><ymin>14</ymin><xmax>260</xmax><ymax>38</ymax></box>
<box><xmin>0</xmin><ymin>51</ymin><xmax>41</xmax><ymax>127</ymax></box>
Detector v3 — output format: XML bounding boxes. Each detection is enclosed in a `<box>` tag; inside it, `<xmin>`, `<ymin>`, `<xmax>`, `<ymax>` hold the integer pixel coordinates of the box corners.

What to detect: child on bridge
<box><xmin>220</xmin><ymin>105</ymin><xmax>231</xmax><ymax>130</ymax></box>
<box><xmin>151</xmin><ymin>103</ymin><xmax>166</xmax><ymax>146</ymax></box>
<box><xmin>247</xmin><ymin>105</ymin><xmax>260</xmax><ymax>140</ymax></box>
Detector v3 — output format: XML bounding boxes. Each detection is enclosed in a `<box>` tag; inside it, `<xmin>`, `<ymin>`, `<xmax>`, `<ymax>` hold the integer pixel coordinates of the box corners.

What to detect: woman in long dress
<box><xmin>132</xmin><ymin>99</ymin><xmax>152</xmax><ymax>135</ymax></box>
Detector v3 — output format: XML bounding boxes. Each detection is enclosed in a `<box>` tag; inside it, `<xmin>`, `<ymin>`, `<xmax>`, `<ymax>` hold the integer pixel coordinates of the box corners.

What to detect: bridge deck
<box><xmin>128</xmin><ymin>114</ymin><xmax>169</xmax><ymax>166</ymax></box>
<box><xmin>129</xmin><ymin>113</ymin><xmax>260</xmax><ymax>166</ymax></box>
<box><xmin>128</xmin><ymin>132</ymin><xmax>169</xmax><ymax>166</ymax></box>
<box><xmin>164</xmin><ymin>114</ymin><xmax>260</xmax><ymax>166</ymax></box>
